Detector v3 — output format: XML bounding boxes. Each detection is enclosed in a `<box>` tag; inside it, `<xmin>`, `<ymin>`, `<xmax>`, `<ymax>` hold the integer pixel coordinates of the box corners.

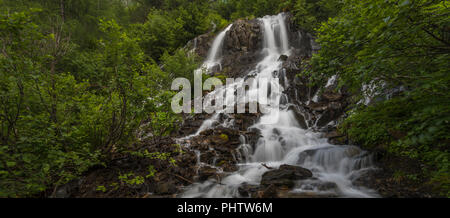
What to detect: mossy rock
<box><xmin>219</xmin><ymin>133</ymin><xmax>229</xmax><ymax>142</ymax></box>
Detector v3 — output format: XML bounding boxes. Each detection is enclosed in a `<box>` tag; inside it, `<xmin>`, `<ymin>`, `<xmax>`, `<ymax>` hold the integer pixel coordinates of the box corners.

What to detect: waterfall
<box><xmin>181</xmin><ymin>14</ymin><xmax>377</xmax><ymax>198</ymax></box>
<box><xmin>204</xmin><ymin>24</ymin><xmax>233</xmax><ymax>71</ymax></box>
<box><xmin>277</xmin><ymin>13</ymin><xmax>290</xmax><ymax>54</ymax></box>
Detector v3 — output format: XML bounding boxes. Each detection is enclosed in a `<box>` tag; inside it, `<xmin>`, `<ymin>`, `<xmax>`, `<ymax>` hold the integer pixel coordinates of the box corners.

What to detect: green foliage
<box><xmin>0</xmin><ymin>3</ymin><xmax>184</xmax><ymax>197</ymax></box>
<box><xmin>1</xmin><ymin>0</ymin><xmax>448</xmax><ymax>198</ymax></box>
<box><xmin>137</xmin><ymin>9</ymin><xmax>185</xmax><ymax>60</ymax></box>
<box><xmin>131</xmin><ymin>1</ymin><xmax>229</xmax><ymax>61</ymax></box>
<box><xmin>312</xmin><ymin>0</ymin><xmax>449</xmax><ymax>194</ymax></box>
<box><xmin>161</xmin><ymin>48</ymin><xmax>201</xmax><ymax>83</ymax></box>
<box><xmin>0</xmin><ymin>10</ymin><xmax>101</xmax><ymax>197</ymax></box>
<box><xmin>146</xmin><ymin>165</ymin><xmax>156</xmax><ymax>178</ymax></box>
<box><xmin>118</xmin><ymin>172</ymin><xmax>145</xmax><ymax>185</ymax></box>
<box><xmin>219</xmin><ymin>134</ymin><xmax>229</xmax><ymax>142</ymax></box>
<box><xmin>96</xmin><ymin>185</ymin><xmax>107</xmax><ymax>192</ymax></box>
<box><xmin>288</xmin><ymin>0</ymin><xmax>342</xmax><ymax>33</ymax></box>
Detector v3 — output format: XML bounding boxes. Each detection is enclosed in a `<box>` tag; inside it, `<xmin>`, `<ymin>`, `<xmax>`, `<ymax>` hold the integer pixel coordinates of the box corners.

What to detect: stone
<box><xmin>321</xmin><ymin>92</ymin><xmax>343</xmax><ymax>102</ymax></box>
<box><xmin>290</xmin><ymin>107</ymin><xmax>308</xmax><ymax>129</ymax></box>
<box><xmin>238</xmin><ymin>183</ymin><xmax>260</xmax><ymax>197</ymax></box>
<box><xmin>278</xmin><ymin>55</ymin><xmax>288</xmax><ymax>61</ymax></box>
<box><xmin>260</xmin><ymin>165</ymin><xmax>313</xmax><ymax>188</ymax></box>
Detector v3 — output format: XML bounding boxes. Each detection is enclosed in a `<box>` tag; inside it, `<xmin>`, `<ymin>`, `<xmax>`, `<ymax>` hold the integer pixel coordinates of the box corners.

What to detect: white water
<box><xmin>203</xmin><ymin>24</ymin><xmax>233</xmax><ymax>71</ymax></box>
<box><xmin>182</xmin><ymin>14</ymin><xmax>377</xmax><ymax>198</ymax></box>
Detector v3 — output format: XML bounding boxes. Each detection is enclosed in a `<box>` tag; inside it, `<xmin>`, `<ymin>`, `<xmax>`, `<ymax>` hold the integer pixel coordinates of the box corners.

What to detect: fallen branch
<box><xmin>261</xmin><ymin>163</ymin><xmax>274</xmax><ymax>170</ymax></box>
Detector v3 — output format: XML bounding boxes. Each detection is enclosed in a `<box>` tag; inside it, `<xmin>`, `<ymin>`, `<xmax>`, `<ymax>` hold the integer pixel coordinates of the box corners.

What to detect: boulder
<box><xmin>238</xmin><ymin>183</ymin><xmax>260</xmax><ymax>197</ymax></box>
<box><xmin>322</xmin><ymin>92</ymin><xmax>343</xmax><ymax>102</ymax></box>
<box><xmin>224</xmin><ymin>19</ymin><xmax>261</xmax><ymax>53</ymax></box>
<box><xmin>260</xmin><ymin>164</ymin><xmax>313</xmax><ymax>188</ymax></box>
<box><xmin>278</xmin><ymin>55</ymin><xmax>288</xmax><ymax>62</ymax></box>
<box><xmin>289</xmin><ymin>106</ymin><xmax>308</xmax><ymax>129</ymax></box>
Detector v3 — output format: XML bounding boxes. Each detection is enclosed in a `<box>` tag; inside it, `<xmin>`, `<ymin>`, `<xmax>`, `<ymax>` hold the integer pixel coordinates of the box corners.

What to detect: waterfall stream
<box><xmin>181</xmin><ymin>13</ymin><xmax>378</xmax><ymax>198</ymax></box>
<box><xmin>204</xmin><ymin>24</ymin><xmax>233</xmax><ymax>71</ymax></box>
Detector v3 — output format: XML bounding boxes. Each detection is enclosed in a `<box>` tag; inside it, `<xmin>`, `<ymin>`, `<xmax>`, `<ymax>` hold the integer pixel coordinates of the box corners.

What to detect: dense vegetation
<box><xmin>307</xmin><ymin>0</ymin><xmax>449</xmax><ymax>196</ymax></box>
<box><xmin>0</xmin><ymin>0</ymin><xmax>448</xmax><ymax>197</ymax></box>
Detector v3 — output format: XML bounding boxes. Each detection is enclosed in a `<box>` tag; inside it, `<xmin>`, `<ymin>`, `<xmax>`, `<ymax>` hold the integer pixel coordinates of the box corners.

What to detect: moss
<box><xmin>219</xmin><ymin>133</ymin><xmax>229</xmax><ymax>142</ymax></box>
<box><xmin>217</xmin><ymin>160</ymin><xmax>227</xmax><ymax>167</ymax></box>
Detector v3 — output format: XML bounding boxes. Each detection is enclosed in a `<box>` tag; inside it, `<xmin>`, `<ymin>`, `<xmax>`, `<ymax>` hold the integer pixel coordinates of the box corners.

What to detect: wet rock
<box><xmin>344</xmin><ymin>146</ymin><xmax>363</xmax><ymax>157</ymax></box>
<box><xmin>279</xmin><ymin>190</ymin><xmax>339</xmax><ymax>198</ymax></box>
<box><xmin>224</xmin><ymin>19</ymin><xmax>261</xmax><ymax>53</ymax></box>
<box><xmin>282</xmin><ymin>54</ymin><xmax>303</xmax><ymax>72</ymax></box>
<box><xmin>238</xmin><ymin>183</ymin><xmax>260</xmax><ymax>197</ymax></box>
<box><xmin>322</xmin><ymin>92</ymin><xmax>343</xmax><ymax>102</ymax></box>
<box><xmin>185</xmin><ymin>33</ymin><xmax>214</xmax><ymax>57</ymax></box>
<box><xmin>323</xmin><ymin>130</ymin><xmax>342</xmax><ymax>139</ymax></box>
<box><xmin>190</xmin><ymin>127</ymin><xmax>242</xmax><ymax>173</ymax></box>
<box><xmin>260</xmin><ymin>165</ymin><xmax>313</xmax><ymax>188</ymax></box>
<box><xmin>200</xmin><ymin>150</ymin><xmax>218</xmax><ymax>165</ymax></box>
<box><xmin>328</xmin><ymin>136</ymin><xmax>347</xmax><ymax>145</ymax></box>
<box><xmin>198</xmin><ymin>166</ymin><xmax>218</xmax><ymax>181</ymax></box>
<box><xmin>278</xmin><ymin>55</ymin><xmax>288</xmax><ymax>61</ymax></box>
<box><xmin>324</xmin><ymin>130</ymin><xmax>347</xmax><ymax>145</ymax></box>
<box><xmin>297</xmin><ymin>146</ymin><xmax>333</xmax><ymax>164</ymax></box>
<box><xmin>210</xmin><ymin>134</ymin><xmax>230</xmax><ymax>145</ymax></box>
<box><xmin>243</xmin><ymin>127</ymin><xmax>262</xmax><ymax>146</ymax></box>
<box><xmin>177</xmin><ymin>113</ymin><xmax>214</xmax><ymax>136</ymax></box>
<box><xmin>323</xmin><ymin>130</ymin><xmax>348</xmax><ymax>145</ymax></box>
<box><xmin>216</xmin><ymin>154</ymin><xmax>238</xmax><ymax>172</ymax></box>
<box><xmin>298</xmin><ymin>180</ymin><xmax>338</xmax><ymax>191</ymax></box>
<box><xmin>219</xmin><ymin>19</ymin><xmax>262</xmax><ymax>77</ymax></box>
<box><xmin>316</xmin><ymin>109</ymin><xmax>343</xmax><ymax>127</ymax></box>
<box><xmin>232</xmin><ymin>112</ymin><xmax>260</xmax><ymax>130</ymax></box>
<box><xmin>210</xmin><ymin>128</ymin><xmax>241</xmax><ymax>151</ymax></box>
<box><xmin>315</xmin><ymin>181</ymin><xmax>338</xmax><ymax>191</ymax></box>
<box><xmin>285</xmin><ymin>13</ymin><xmax>318</xmax><ymax>56</ymax></box>
<box><xmin>290</xmin><ymin>107</ymin><xmax>308</xmax><ymax>129</ymax></box>
<box><xmin>307</xmin><ymin>102</ymin><xmax>329</xmax><ymax>112</ymax></box>
<box><xmin>272</xmin><ymin>128</ymin><xmax>281</xmax><ymax>136</ymax></box>
<box><xmin>255</xmin><ymin>185</ymin><xmax>280</xmax><ymax>198</ymax></box>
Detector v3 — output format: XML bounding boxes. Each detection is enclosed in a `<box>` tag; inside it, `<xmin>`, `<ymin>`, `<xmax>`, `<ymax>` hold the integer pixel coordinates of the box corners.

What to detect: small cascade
<box><xmin>203</xmin><ymin>24</ymin><xmax>233</xmax><ymax>71</ymax></box>
<box><xmin>277</xmin><ymin>13</ymin><xmax>290</xmax><ymax>53</ymax></box>
<box><xmin>181</xmin><ymin>13</ymin><xmax>377</xmax><ymax>198</ymax></box>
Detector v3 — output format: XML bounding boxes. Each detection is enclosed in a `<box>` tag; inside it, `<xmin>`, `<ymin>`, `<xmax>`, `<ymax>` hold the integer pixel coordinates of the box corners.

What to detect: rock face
<box><xmin>224</xmin><ymin>19</ymin><xmax>262</xmax><ymax>54</ymax></box>
<box><xmin>187</xmin><ymin>33</ymin><xmax>214</xmax><ymax>58</ymax></box>
<box><xmin>187</xmin><ymin>14</ymin><xmax>320</xmax><ymax>79</ymax></box>
<box><xmin>221</xmin><ymin>19</ymin><xmax>263</xmax><ymax>78</ymax></box>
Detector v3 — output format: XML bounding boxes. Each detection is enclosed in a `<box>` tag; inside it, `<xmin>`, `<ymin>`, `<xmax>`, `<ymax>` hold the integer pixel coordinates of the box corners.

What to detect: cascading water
<box><xmin>204</xmin><ymin>24</ymin><xmax>233</xmax><ymax>71</ymax></box>
<box><xmin>181</xmin><ymin>13</ymin><xmax>378</xmax><ymax>198</ymax></box>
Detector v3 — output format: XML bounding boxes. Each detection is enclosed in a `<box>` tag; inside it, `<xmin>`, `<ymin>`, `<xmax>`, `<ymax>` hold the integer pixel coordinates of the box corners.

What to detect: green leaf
<box><xmin>6</xmin><ymin>161</ymin><xmax>16</xmax><ymax>167</ymax></box>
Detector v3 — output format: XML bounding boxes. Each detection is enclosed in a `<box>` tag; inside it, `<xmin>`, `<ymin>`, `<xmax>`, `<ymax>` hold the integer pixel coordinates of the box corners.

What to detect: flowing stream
<box><xmin>203</xmin><ymin>24</ymin><xmax>233</xmax><ymax>71</ymax></box>
<box><xmin>181</xmin><ymin>13</ymin><xmax>378</xmax><ymax>198</ymax></box>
